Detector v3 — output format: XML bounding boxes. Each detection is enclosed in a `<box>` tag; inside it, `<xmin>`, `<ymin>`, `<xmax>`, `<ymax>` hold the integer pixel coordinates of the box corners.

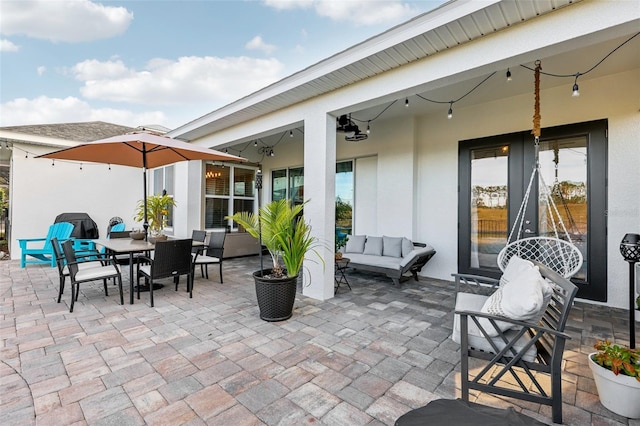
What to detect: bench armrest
<box><xmin>399</xmin><ymin>245</ymin><xmax>436</xmax><ymax>272</ymax></box>
<box><xmin>452</xmin><ymin>273</ymin><xmax>500</xmax><ymax>294</ymax></box>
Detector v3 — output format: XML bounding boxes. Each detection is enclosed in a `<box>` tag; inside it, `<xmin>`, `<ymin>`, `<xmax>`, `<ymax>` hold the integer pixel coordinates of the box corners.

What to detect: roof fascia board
<box><xmin>0</xmin><ymin>130</ymin><xmax>78</xmax><ymax>148</ymax></box>
<box><xmin>169</xmin><ymin>0</ymin><xmax>499</xmax><ymax>138</ymax></box>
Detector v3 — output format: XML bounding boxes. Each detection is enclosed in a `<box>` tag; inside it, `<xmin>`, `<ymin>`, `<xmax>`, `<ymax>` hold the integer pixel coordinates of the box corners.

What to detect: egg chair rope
<box><xmin>497</xmin><ymin>61</ymin><xmax>583</xmax><ymax>278</ymax></box>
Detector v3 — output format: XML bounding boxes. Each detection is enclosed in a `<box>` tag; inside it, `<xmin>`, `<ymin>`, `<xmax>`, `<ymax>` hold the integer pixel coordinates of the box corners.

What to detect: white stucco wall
<box><xmin>416</xmin><ymin>68</ymin><xmax>640</xmax><ymax>308</ymax></box>
<box><xmin>10</xmin><ymin>143</ymin><xmax>141</xmax><ymax>257</ymax></box>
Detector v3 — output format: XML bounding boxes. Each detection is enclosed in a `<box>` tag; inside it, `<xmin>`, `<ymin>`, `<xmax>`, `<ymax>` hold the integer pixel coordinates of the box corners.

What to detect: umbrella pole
<box><xmin>143</xmin><ymin>151</ymin><xmax>149</xmax><ymax>241</ymax></box>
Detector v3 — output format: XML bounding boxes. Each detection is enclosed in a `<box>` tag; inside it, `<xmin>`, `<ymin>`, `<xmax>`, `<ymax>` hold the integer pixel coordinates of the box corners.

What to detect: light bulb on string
<box><xmin>572</xmin><ymin>74</ymin><xmax>580</xmax><ymax>97</ymax></box>
<box><xmin>366</xmin><ymin>122</ymin><xmax>371</xmax><ymax>134</ymax></box>
<box><xmin>447</xmin><ymin>102</ymin><xmax>453</xmax><ymax>119</ymax></box>
<box><xmin>254</xmin><ymin>140</ymin><xmax>258</xmax><ymax>147</ymax></box>
<box><xmin>506</xmin><ymin>68</ymin><xmax>512</xmax><ymax>81</ymax></box>
<box><xmin>289</xmin><ymin>130</ymin><xmax>293</xmax><ymax>138</ymax></box>
<box><xmin>80</xmin><ymin>163</ymin><xmax>83</xmax><ymax>171</ymax></box>
<box><xmin>405</xmin><ymin>98</ymin><xmax>409</xmax><ymax>108</ymax></box>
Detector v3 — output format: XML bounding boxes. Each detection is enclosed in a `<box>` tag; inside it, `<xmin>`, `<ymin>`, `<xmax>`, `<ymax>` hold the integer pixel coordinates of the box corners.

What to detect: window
<box><xmin>271</xmin><ymin>161</ymin><xmax>354</xmax><ymax>237</ymax></box>
<box><xmin>271</xmin><ymin>167</ymin><xmax>304</xmax><ymax>205</ymax></box>
<box><xmin>336</xmin><ymin>161</ymin><xmax>354</xmax><ymax>237</ymax></box>
<box><xmin>152</xmin><ymin>165</ymin><xmax>174</xmax><ymax>228</ymax></box>
<box><xmin>205</xmin><ymin>163</ymin><xmax>256</xmax><ymax>230</ymax></box>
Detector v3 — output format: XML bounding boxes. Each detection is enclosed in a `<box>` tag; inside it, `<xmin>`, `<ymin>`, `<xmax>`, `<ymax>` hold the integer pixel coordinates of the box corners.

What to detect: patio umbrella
<box><xmin>38</xmin><ymin>131</ymin><xmax>246</xmax><ymax>238</ymax></box>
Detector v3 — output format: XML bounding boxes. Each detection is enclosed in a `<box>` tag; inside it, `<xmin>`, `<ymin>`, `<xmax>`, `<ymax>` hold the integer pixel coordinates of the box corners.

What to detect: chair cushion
<box><xmin>345</xmin><ymin>235</ymin><xmax>366</xmax><ymax>253</ymax></box>
<box><xmin>382</xmin><ymin>236</ymin><xmax>403</xmax><ymax>258</ymax></box>
<box><xmin>401</xmin><ymin>237</ymin><xmax>414</xmax><ymax>258</ymax></box>
<box><xmin>75</xmin><ymin>265</ymin><xmax>120</xmax><ymax>281</ymax></box>
<box><xmin>194</xmin><ymin>255</ymin><xmax>220</xmax><ymax>264</ymax></box>
<box><xmin>363</xmin><ymin>237</ymin><xmax>383</xmax><ymax>256</ymax></box>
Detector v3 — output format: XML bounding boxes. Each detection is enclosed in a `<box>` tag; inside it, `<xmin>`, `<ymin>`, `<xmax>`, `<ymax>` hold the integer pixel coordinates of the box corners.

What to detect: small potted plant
<box><xmin>335</xmin><ymin>235</ymin><xmax>348</xmax><ymax>260</ymax></box>
<box><xmin>588</xmin><ymin>339</ymin><xmax>640</xmax><ymax>418</ymax></box>
<box><xmin>228</xmin><ymin>199</ymin><xmax>322</xmax><ymax>321</ymax></box>
<box><xmin>133</xmin><ymin>193</ymin><xmax>176</xmax><ymax>241</ymax></box>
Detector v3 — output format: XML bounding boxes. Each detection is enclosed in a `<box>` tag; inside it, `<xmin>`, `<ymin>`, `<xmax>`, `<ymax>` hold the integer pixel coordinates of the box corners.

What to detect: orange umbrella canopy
<box><xmin>38</xmin><ymin>131</ymin><xmax>245</xmax><ymax>168</ymax></box>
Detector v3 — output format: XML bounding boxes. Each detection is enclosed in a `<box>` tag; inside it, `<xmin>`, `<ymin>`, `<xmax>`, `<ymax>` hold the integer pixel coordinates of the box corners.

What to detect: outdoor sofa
<box><xmin>340</xmin><ymin>235</ymin><xmax>436</xmax><ymax>285</ymax></box>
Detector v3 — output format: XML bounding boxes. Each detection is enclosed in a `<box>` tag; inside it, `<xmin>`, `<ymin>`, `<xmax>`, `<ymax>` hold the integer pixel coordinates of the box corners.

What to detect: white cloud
<box><xmin>0</xmin><ymin>0</ymin><xmax>133</xmax><ymax>43</ymax></box>
<box><xmin>0</xmin><ymin>96</ymin><xmax>166</xmax><ymax>128</ymax></box>
<box><xmin>262</xmin><ymin>0</ymin><xmax>417</xmax><ymax>25</ymax></box>
<box><xmin>245</xmin><ymin>36</ymin><xmax>277</xmax><ymax>55</ymax></box>
<box><xmin>70</xmin><ymin>56</ymin><xmax>285</xmax><ymax>106</ymax></box>
<box><xmin>37</xmin><ymin>66</ymin><xmax>46</xmax><ymax>76</ymax></box>
<box><xmin>0</xmin><ymin>38</ymin><xmax>19</xmax><ymax>52</ymax></box>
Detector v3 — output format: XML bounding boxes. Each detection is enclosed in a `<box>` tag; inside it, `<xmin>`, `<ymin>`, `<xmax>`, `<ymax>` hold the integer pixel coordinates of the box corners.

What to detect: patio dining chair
<box><xmin>192</xmin><ymin>230</ymin><xmax>226</xmax><ymax>283</ymax></box>
<box><xmin>61</xmin><ymin>240</ymin><xmax>123</xmax><ymax>313</ymax></box>
<box><xmin>137</xmin><ymin>238</ymin><xmax>193</xmax><ymax>307</ymax></box>
<box><xmin>19</xmin><ymin>221</ymin><xmax>74</xmax><ymax>267</ymax></box>
<box><xmin>52</xmin><ymin>237</ymin><xmax>106</xmax><ymax>304</ymax></box>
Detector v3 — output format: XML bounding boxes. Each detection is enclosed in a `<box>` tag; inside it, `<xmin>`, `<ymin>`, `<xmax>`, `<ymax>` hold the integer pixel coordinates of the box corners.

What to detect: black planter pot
<box><xmin>253</xmin><ymin>269</ymin><xmax>298</xmax><ymax>322</ymax></box>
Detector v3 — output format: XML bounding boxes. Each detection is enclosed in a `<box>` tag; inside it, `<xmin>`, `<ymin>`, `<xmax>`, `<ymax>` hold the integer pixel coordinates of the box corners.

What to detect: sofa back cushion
<box><xmin>345</xmin><ymin>235</ymin><xmax>366</xmax><ymax>253</ymax></box>
<box><xmin>363</xmin><ymin>236</ymin><xmax>383</xmax><ymax>256</ymax></box>
<box><xmin>382</xmin><ymin>236</ymin><xmax>403</xmax><ymax>257</ymax></box>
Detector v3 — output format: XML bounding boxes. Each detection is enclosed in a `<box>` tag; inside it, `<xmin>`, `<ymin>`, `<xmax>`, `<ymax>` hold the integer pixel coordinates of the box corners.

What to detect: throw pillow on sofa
<box><xmin>382</xmin><ymin>236</ymin><xmax>403</xmax><ymax>257</ymax></box>
<box><xmin>401</xmin><ymin>237</ymin><xmax>414</xmax><ymax>257</ymax></box>
<box><xmin>363</xmin><ymin>236</ymin><xmax>383</xmax><ymax>256</ymax></box>
<box><xmin>345</xmin><ymin>235</ymin><xmax>366</xmax><ymax>253</ymax></box>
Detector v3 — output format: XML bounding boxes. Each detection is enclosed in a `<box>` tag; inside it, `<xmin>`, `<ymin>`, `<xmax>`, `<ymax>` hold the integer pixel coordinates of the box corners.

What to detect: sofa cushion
<box><xmin>383</xmin><ymin>236</ymin><xmax>403</xmax><ymax>258</ymax></box>
<box><xmin>363</xmin><ymin>236</ymin><xmax>383</xmax><ymax>256</ymax></box>
<box><xmin>347</xmin><ymin>253</ymin><xmax>403</xmax><ymax>270</ymax></box>
<box><xmin>401</xmin><ymin>237</ymin><xmax>414</xmax><ymax>257</ymax></box>
<box><xmin>345</xmin><ymin>235</ymin><xmax>366</xmax><ymax>253</ymax></box>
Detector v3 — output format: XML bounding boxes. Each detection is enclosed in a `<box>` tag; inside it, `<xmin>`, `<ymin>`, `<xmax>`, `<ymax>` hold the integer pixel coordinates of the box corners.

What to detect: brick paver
<box><xmin>0</xmin><ymin>256</ymin><xmax>635</xmax><ymax>425</ymax></box>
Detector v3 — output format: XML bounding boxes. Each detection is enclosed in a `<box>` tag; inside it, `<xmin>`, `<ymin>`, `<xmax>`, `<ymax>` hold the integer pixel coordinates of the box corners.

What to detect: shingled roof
<box><xmin>0</xmin><ymin>121</ymin><xmax>135</xmax><ymax>142</ymax></box>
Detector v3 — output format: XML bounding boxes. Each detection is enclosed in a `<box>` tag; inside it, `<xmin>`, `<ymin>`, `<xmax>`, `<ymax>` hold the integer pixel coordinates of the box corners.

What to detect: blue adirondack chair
<box><xmin>19</xmin><ymin>222</ymin><xmax>75</xmax><ymax>268</ymax></box>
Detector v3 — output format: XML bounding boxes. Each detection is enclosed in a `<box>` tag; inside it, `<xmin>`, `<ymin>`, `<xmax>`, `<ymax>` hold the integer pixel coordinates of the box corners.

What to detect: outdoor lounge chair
<box><xmin>19</xmin><ymin>221</ymin><xmax>74</xmax><ymax>267</ymax></box>
<box><xmin>452</xmin><ymin>261</ymin><xmax>578</xmax><ymax>424</ymax></box>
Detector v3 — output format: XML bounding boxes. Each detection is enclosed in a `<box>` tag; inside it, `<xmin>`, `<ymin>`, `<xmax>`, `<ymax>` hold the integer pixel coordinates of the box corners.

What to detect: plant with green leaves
<box><xmin>133</xmin><ymin>194</ymin><xmax>176</xmax><ymax>233</ymax></box>
<box><xmin>592</xmin><ymin>340</ymin><xmax>640</xmax><ymax>381</ymax></box>
<box><xmin>227</xmin><ymin>199</ymin><xmax>322</xmax><ymax>278</ymax></box>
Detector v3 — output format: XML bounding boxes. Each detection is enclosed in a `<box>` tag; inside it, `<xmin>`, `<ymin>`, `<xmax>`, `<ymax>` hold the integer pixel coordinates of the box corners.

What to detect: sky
<box><xmin>0</xmin><ymin>0</ymin><xmax>448</xmax><ymax>130</ymax></box>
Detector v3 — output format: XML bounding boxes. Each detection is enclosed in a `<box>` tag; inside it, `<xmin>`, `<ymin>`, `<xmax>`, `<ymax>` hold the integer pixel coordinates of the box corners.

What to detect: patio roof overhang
<box><xmin>168</xmin><ymin>0</ymin><xmax>639</xmax><ymax>145</ymax></box>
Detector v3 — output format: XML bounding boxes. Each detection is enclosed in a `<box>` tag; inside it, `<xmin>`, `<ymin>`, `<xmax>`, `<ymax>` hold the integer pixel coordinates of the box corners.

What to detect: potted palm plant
<box><xmin>228</xmin><ymin>199</ymin><xmax>321</xmax><ymax>321</ymax></box>
<box><xmin>133</xmin><ymin>193</ymin><xmax>176</xmax><ymax>242</ymax></box>
<box><xmin>588</xmin><ymin>340</ymin><xmax>640</xmax><ymax>418</ymax></box>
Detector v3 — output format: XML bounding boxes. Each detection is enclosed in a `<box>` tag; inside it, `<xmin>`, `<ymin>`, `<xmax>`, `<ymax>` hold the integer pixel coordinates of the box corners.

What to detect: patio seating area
<box><xmin>0</xmin><ymin>256</ymin><xmax>636</xmax><ymax>425</ymax></box>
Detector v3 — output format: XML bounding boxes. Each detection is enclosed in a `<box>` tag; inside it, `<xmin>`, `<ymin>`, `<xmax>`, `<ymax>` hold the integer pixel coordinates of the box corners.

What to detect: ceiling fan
<box><xmin>336</xmin><ymin>114</ymin><xmax>368</xmax><ymax>141</ymax></box>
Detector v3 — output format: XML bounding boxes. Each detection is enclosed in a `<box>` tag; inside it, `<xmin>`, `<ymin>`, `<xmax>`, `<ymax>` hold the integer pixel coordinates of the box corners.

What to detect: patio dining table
<box><xmin>92</xmin><ymin>238</ymin><xmax>204</xmax><ymax>304</ymax></box>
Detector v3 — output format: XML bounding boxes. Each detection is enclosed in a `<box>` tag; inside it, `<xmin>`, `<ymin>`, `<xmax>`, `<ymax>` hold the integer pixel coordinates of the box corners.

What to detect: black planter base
<box><xmin>253</xmin><ymin>269</ymin><xmax>298</xmax><ymax>322</ymax></box>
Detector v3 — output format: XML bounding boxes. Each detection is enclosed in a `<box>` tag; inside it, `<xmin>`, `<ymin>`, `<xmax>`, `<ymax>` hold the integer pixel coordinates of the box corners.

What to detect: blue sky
<box><xmin>0</xmin><ymin>0</ymin><xmax>447</xmax><ymax>129</ymax></box>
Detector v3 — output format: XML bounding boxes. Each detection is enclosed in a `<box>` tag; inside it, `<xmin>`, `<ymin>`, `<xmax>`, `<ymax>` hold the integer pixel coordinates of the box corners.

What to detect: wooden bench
<box><xmin>452</xmin><ymin>263</ymin><xmax>578</xmax><ymax>424</ymax></box>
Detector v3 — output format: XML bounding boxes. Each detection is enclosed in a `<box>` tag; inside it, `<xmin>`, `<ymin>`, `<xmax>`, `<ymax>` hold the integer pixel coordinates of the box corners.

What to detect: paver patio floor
<box><xmin>1</xmin><ymin>255</ymin><xmax>637</xmax><ymax>425</ymax></box>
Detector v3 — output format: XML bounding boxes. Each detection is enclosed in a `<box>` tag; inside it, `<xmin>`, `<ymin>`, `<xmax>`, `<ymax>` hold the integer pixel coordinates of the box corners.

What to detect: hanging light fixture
<box><xmin>447</xmin><ymin>102</ymin><xmax>453</xmax><ymax>119</ymax></box>
<box><xmin>506</xmin><ymin>68</ymin><xmax>512</xmax><ymax>81</ymax></box>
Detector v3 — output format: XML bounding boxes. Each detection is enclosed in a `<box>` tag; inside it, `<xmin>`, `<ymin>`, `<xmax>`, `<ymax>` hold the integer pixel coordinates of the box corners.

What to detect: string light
<box><xmin>506</xmin><ymin>68</ymin><xmax>512</xmax><ymax>81</ymax></box>
<box><xmin>289</xmin><ymin>130</ymin><xmax>293</xmax><ymax>137</ymax></box>
<box><xmin>572</xmin><ymin>74</ymin><xmax>580</xmax><ymax>97</ymax></box>
<box><xmin>80</xmin><ymin>163</ymin><xmax>83</xmax><ymax>171</ymax></box>
<box><xmin>447</xmin><ymin>102</ymin><xmax>453</xmax><ymax>119</ymax></box>
<box><xmin>366</xmin><ymin>122</ymin><xmax>371</xmax><ymax>134</ymax></box>
<box><xmin>405</xmin><ymin>98</ymin><xmax>409</xmax><ymax>108</ymax></box>
<box><xmin>254</xmin><ymin>140</ymin><xmax>258</xmax><ymax>147</ymax></box>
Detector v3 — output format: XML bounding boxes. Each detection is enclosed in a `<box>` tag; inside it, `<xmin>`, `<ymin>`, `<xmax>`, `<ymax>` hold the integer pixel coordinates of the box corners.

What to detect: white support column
<box><xmin>302</xmin><ymin>113</ymin><xmax>336</xmax><ymax>300</ymax></box>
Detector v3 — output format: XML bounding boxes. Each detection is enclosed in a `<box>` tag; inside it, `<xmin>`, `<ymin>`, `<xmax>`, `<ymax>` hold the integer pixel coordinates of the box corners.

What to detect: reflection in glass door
<box><xmin>538</xmin><ymin>137</ymin><xmax>587</xmax><ymax>281</ymax></box>
<box><xmin>469</xmin><ymin>146</ymin><xmax>509</xmax><ymax>269</ymax></box>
